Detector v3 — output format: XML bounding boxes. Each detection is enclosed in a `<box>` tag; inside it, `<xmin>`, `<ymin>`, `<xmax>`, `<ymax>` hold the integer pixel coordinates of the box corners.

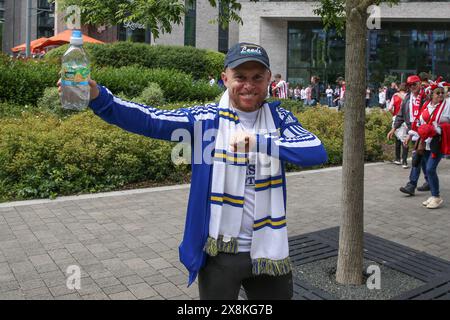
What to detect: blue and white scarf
<box><xmin>205</xmin><ymin>90</ymin><xmax>291</xmax><ymax>276</ymax></box>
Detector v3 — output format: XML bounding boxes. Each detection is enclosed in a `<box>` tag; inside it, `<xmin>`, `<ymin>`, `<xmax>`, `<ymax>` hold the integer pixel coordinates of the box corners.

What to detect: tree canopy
<box><xmin>52</xmin><ymin>0</ymin><xmax>244</xmax><ymax>39</ymax></box>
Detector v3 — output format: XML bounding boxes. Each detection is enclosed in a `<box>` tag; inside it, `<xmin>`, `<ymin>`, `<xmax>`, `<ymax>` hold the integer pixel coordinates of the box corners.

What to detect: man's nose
<box><xmin>243</xmin><ymin>81</ymin><xmax>255</xmax><ymax>90</ymax></box>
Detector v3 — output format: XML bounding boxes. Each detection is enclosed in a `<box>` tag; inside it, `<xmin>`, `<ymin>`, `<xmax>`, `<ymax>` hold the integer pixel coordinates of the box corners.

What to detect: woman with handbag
<box><xmin>410</xmin><ymin>80</ymin><xmax>450</xmax><ymax>209</ymax></box>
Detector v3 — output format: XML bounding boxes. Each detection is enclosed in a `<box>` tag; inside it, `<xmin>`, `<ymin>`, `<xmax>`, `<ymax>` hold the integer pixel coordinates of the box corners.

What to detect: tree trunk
<box><xmin>336</xmin><ymin>0</ymin><xmax>372</xmax><ymax>285</ymax></box>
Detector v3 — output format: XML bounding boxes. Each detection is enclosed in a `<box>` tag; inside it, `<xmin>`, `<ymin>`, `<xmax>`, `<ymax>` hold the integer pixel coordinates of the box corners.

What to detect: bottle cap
<box><xmin>70</xmin><ymin>30</ymin><xmax>83</xmax><ymax>45</ymax></box>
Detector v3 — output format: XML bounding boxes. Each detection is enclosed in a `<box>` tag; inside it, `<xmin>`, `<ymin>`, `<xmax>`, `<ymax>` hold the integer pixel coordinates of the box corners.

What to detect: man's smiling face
<box><xmin>221</xmin><ymin>61</ymin><xmax>271</xmax><ymax>112</ymax></box>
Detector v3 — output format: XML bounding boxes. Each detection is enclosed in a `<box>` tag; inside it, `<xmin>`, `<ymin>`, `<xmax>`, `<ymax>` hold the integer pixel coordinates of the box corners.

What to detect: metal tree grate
<box><xmin>241</xmin><ymin>227</ymin><xmax>450</xmax><ymax>300</ymax></box>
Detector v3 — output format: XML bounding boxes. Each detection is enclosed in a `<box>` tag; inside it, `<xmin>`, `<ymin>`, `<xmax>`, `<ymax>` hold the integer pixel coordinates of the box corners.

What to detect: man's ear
<box><xmin>221</xmin><ymin>71</ymin><xmax>228</xmax><ymax>88</ymax></box>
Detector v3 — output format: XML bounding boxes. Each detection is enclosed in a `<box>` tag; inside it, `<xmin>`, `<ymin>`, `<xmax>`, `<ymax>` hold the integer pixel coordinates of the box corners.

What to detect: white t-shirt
<box><xmin>300</xmin><ymin>88</ymin><xmax>307</xmax><ymax>100</ymax></box>
<box><xmin>379</xmin><ymin>91</ymin><xmax>386</xmax><ymax>105</ymax></box>
<box><xmin>234</xmin><ymin>108</ymin><xmax>259</xmax><ymax>252</ymax></box>
<box><xmin>209</xmin><ymin>78</ymin><xmax>215</xmax><ymax>86</ymax></box>
<box><xmin>326</xmin><ymin>88</ymin><xmax>333</xmax><ymax>97</ymax></box>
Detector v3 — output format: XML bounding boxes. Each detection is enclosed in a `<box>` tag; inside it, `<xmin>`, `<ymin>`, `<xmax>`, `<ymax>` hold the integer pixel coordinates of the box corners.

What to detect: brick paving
<box><xmin>0</xmin><ymin>160</ymin><xmax>449</xmax><ymax>299</ymax></box>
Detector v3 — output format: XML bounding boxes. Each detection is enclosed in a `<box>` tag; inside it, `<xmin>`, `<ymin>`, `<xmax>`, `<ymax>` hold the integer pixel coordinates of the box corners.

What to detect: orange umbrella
<box><xmin>35</xmin><ymin>29</ymin><xmax>104</xmax><ymax>51</ymax></box>
<box><xmin>11</xmin><ymin>37</ymin><xmax>49</xmax><ymax>53</ymax></box>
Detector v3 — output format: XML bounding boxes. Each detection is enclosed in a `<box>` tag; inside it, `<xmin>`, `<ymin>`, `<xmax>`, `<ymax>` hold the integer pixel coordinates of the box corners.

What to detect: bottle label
<box><xmin>61</xmin><ymin>64</ymin><xmax>90</xmax><ymax>86</ymax></box>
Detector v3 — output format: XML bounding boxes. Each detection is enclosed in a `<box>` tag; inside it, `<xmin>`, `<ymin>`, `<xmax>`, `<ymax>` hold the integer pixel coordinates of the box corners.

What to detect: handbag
<box><xmin>394</xmin><ymin>123</ymin><xmax>409</xmax><ymax>142</ymax></box>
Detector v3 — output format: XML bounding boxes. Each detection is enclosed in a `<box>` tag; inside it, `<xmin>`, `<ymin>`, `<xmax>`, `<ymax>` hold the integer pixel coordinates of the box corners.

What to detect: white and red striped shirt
<box><xmin>276</xmin><ymin>80</ymin><xmax>289</xmax><ymax>99</ymax></box>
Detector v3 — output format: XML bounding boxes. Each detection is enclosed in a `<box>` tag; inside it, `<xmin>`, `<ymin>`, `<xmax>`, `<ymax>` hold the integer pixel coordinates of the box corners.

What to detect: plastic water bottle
<box><xmin>60</xmin><ymin>30</ymin><xmax>90</xmax><ymax>110</ymax></box>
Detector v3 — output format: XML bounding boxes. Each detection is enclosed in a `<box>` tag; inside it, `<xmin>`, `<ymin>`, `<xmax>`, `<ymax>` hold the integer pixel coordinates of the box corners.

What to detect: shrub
<box><xmin>131</xmin><ymin>82</ymin><xmax>165</xmax><ymax>106</ymax></box>
<box><xmin>0</xmin><ymin>111</ymin><xmax>190</xmax><ymax>202</ymax></box>
<box><xmin>295</xmin><ymin>106</ymin><xmax>392</xmax><ymax>166</ymax></box>
<box><xmin>268</xmin><ymin>98</ymin><xmax>306</xmax><ymax>113</ymax></box>
<box><xmin>0</xmin><ymin>105</ymin><xmax>393</xmax><ymax>202</ymax></box>
<box><xmin>92</xmin><ymin>66</ymin><xmax>222</xmax><ymax>102</ymax></box>
<box><xmin>0</xmin><ymin>102</ymin><xmax>29</xmax><ymax>118</ymax></box>
<box><xmin>45</xmin><ymin>42</ymin><xmax>225</xmax><ymax>80</ymax></box>
<box><xmin>0</xmin><ymin>58</ymin><xmax>59</xmax><ymax>106</ymax></box>
<box><xmin>37</xmin><ymin>87</ymin><xmax>79</xmax><ymax>118</ymax></box>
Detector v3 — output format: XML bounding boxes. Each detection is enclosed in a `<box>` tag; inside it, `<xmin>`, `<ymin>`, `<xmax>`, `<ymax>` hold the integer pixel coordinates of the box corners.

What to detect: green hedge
<box><xmin>0</xmin><ymin>56</ymin><xmax>221</xmax><ymax>106</ymax></box>
<box><xmin>45</xmin><ymin>42</ymin><xmax>225</xmax><ymax>80</ymax></box>
<box><xmin>0</xmin><ymin>111</ymin><xmax>190</xmax><ymax>202</ymax></box>
<box><xmin>92</xmin><ymin>66</ymin><xmax>222</xmax><ymax>102</ymax></box>
<box><xmin>297</xmin><ymin>107</ymin><xmax>393</xmax><ymax>166</ymax></box>
<box><xmin>0</xmin><ymin>105</ymin><xmax>392</xmax><ymax>203</ymax></box>
<box><xmin>0</xmin><ymin>57</ymin><xmax>59</xmax><ymax>106</ymax></box>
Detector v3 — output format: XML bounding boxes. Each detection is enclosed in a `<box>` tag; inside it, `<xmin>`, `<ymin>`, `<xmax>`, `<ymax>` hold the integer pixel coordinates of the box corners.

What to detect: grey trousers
<box><xmin>198</xmin><ymin>252</ymin><xmax>293</xmax><ymax>300</ymax></box>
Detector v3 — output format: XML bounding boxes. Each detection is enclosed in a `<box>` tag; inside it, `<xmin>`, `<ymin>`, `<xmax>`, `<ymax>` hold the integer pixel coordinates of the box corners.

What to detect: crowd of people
<box><xmin>267</xmin><ymin>71</ymin><xmax>450</xmax><ymax>210</ymax></box>
<box><xmin>268</xmin><ymin>74</ymin><xmax>347</xmax><ymax>110</ymax></box>
<box><xmin>386</xmin><ymin>75</ymin><xmax>450</xmax><ymax>209</ymax></box>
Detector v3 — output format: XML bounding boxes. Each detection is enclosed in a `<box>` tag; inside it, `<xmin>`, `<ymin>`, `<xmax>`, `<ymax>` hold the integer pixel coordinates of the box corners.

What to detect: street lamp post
<box><xmin>26</xmin><ymin>0</ymin><xmax>32</xmax><ymax>57</ymax></box>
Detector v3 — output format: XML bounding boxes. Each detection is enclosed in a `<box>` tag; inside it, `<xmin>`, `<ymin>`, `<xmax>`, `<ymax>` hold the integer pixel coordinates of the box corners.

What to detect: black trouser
<box><xmin>395</xmin><ymin>138</ymin><xmax>409</xmax><ymax>164</ymax></box>
<box><xmin>198</xmin><ymin>252</ymin><xmax>293</xmax><ymax>300</ymax></box>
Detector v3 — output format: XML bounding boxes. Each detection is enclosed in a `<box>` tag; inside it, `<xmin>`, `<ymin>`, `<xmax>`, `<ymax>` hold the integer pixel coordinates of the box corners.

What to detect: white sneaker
<box><xmin>426</xmin><ymin>197</ymin><xmax>443</xmax><ymax>209</ymax></box>
<box><xmin>422</xmin><ymin>197</ymin><xmax>433</xmax><ymax>207</ymax></box>
<box><xmin>393</xmin><ymin>160</ymin><xmax>401</xmax><ymax>165</ymax></box>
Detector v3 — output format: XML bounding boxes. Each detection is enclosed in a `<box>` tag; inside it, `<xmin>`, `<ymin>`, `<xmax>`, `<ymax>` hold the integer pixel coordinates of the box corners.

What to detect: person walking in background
<box><xmin>333</xmin><ymin>84</ymin><xmax>340</xmax><ymax>107</ymax></box>
<box><xmin>336</xmin><ymin>77</ymin><xmax>346</xmax><ymax>111</ymax></box>
<box><xmin>326</xmin><ymin>85</ymin><xmax>334</xmax><ymax>108</ymax></box>
<box><xmin>209</xmin><ymin>74</ymin><xmax>216</xmax><ymax>86</ymax></box>
<box><xmin>366</xmin><ymin>87</ymin><xmax>372</xmax><ymax>108</ymax></box>
<box><xmin>294</xmin><ymin>85</ymin><xmax>302</xmax><ymax>101</ymax></box>
<box><xmin>301</xmin><ymin>86</ymin><xmax>307</xmax><ymax>104</ymax></box>
<box><xmin>310</xmin><ymin>76</ymin><xmax>320</xmax><ymax>106</ymax></box>
<box><xmin>274</xmin><ymin>74</ymin><xmax>289</xmax><ymax>99</ymax></box>
<box><xmin>378</xmin><ymin>87</ymin><xmax>386</xmax><ymax>109</ymax></box>
<box><xmin>387</xmin><ymin>75</ymin><xmax>428</xmax><ymax>196</ymax></box>
<box><xmin>388</xmin><ymin>83</ymin><xmax>409</xmax><ymax>168</ymax></box>
<box><xmin>270</xmin><ymin>79</ymin><xmax>277</xmax><ymax>98</ymax></box>
<box><xmin>288</xmin><ymin>85</ymin><xmax>294</xmax><ymax>100</ymax></box>
<box><xmin>386</xmin><ymin>82</ymin><xmax>398</xmax><ymax>109</ymax></box>
<box><xmin>410</xmin><ymin>80</ymin><xmax>450</xmax><ymax>209</ymax></box>
<box><xmin>305</xmin><ymin>85</ymin><xmax>312</xmax><ymax>106</ymax></box>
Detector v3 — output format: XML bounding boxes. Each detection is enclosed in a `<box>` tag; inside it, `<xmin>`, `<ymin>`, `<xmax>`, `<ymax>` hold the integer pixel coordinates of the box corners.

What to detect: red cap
<box><xmin>407</xmin><ymin>75</ymin><xmax>421</xmax><ymax>84</ymax></box>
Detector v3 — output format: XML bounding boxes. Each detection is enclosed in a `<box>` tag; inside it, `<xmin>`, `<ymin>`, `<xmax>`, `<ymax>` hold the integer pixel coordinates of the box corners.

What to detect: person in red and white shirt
<box><xmin>388</xmin><ymin>75</ymin><xmax>428</xmax><ymax>196</ymax></box>
<box><xmin>408</xmin><ymin>80</ymin><xmax>450</xmax><ymax>209</ymax></box>
<box><xmin>388</xmin><ymin>83</ymin><xmax>408</xmax><ymax>167</ymax></box>
<box><xmin>274</xmin><ymin>74</ymin><xmax>289</xmax><ymax>99</ymax></box>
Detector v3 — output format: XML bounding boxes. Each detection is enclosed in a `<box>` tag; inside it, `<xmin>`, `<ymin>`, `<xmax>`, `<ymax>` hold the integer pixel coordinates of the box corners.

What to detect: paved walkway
<box><xmin>0</xmin><ymin>160</ymin><xmax>449</xmax><ymax>300</ymax></box>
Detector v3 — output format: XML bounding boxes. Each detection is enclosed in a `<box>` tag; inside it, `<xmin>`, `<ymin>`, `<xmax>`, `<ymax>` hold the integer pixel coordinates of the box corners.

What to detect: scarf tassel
<box><xmin>252</xmin><ymin>257</ymin><xmax>292</xmax><ymax>276</ymax></box>
<box><xmin>204</xmin><ymin>236</ymin><xmax>239</xmax><ymax>256</ymax></box>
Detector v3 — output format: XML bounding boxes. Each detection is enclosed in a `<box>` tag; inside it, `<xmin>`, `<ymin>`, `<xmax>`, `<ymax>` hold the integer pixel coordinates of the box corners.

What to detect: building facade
<box><xmin>236</xmin><ymin>0</ymin><xmax>450</xmax><ymax>86</ymax></box>
<box><xmin>1</xmin><ymin>0</ymin><xmax>238</xmax><ymax>55</ymax></box>
<box><xmin>1</xmin><ymin>0</ymin><xmax>450</xmax><ymax>86</ymax></box>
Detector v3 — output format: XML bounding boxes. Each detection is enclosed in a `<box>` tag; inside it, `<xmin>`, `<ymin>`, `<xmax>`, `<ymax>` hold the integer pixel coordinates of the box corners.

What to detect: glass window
<box><xmin>218</xmin><ymin>0</ymin><xmax>229</xmax><ymax>53</ymax></box>
<box><xmin>118</xmin><ymin>23</ymin><xmax>151</xmax><ymax>43</ymax></box>
<box><xmin>0</xmin><ymin>0</ymin><xmax>4</xmax><ymax>51</ymax></box>
<box><xmin>368</xmin><ymin>22</ymin><xmax>450</xmax><ymax>85</ymax></box>
<box><xmin>184</xmin><ymin>0</ymin><xmax>196</xmax><ymax>47</ymax></box>
<box><xmin>287</xmin><ymin>22</ymin><xmax>345</xmax><ymax>87</ymax></box>
<box><xmin>288</xmin><ymin>21</ymin><xmax>450</xmax><ymax>88</ymax></box>
<box><xmin>37</xmin><ymin>0</ymin><xmax>54</xmax><ymax>38</ymax></box>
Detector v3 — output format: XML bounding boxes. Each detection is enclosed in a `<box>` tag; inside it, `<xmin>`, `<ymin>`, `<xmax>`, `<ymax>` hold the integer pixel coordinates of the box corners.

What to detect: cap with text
<box><xmin>224</xmin><ymin>42</ymin><xmax>270</xmax><ymax>69</ymax></box>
